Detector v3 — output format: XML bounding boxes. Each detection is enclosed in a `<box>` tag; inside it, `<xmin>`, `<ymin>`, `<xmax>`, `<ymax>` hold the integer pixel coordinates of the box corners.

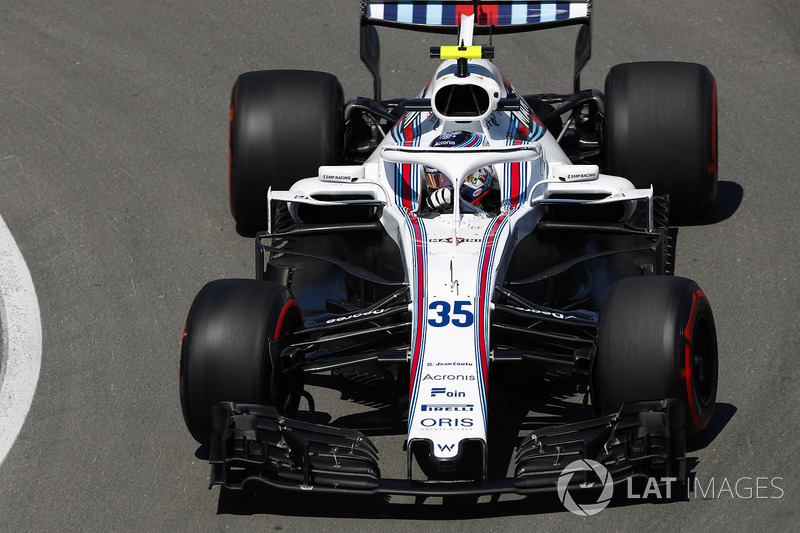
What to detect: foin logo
<box><xmin>557</xmin><ymin>459</ymin><xmax>614</xmax><ymax>516</ymax></box>
<box><xmin>430</xmin><ymin>387</ymin><xmax>465</xmax><ymax>397</ymax></box>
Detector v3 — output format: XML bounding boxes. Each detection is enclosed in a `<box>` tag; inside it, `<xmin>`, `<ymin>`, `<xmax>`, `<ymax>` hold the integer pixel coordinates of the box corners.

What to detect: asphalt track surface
<box><xmin>0</xmin><ymin>1</ymin><xmax>798</xmax><ymax>531</ymax></box>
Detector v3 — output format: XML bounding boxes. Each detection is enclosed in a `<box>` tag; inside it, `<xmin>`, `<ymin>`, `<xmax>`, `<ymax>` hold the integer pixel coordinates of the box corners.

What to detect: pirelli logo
<box><xmin>420</xmin><ymin>404</ymin><xmax>474</xmax><ymax>412</ymax></box>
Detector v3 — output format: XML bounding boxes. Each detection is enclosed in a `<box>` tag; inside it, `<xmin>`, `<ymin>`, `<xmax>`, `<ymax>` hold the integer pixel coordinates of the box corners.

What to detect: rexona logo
<box><xmin>557</xmin><ymin>460</ymin><xmax>614</xmax><ymax>516</ymax></box>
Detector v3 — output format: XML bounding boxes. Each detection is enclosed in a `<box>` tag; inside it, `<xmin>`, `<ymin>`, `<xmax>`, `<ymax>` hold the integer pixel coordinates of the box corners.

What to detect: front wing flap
<box><xmin>515</xmin><ymin>399</ymin><xmax>687</xmax><ymax>491</ymax></box>
<box><xmin>209</xmin><ymin>399</ymin><xmax>686</xmax><ymax>496</ymax></box>
<box><xmin>209</xmin><ymin>403</ymin><xmax>381</xmax><ymax>492</ymax></box>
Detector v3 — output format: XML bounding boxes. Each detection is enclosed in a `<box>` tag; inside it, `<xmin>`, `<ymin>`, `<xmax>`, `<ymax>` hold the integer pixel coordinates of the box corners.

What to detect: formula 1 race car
<box><xmin>180</xmin><ymin>1</ymin><xmax>719</xmax><ymax>500</ymax></box>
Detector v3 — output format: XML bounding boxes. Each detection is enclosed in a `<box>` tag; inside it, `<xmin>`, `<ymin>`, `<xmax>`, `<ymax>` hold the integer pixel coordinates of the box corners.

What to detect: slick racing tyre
<box><xmin>179</xmin><ymin>279</ymin><xmax>303</xmax><ymax>444</ymax></box>
<box><xmin>605</xmin><ymin>62</ymin><xmax>717</xmax><ymax>222</ymax></box>
<box><xmin>229</xmin><ymin>70</ymin><xmax>344</xmax><ymax>230</ymax></box>
<box><xmin>593</xmin><ymin>276</ymin><xmax>718</xmax><ymax>435</ymax></box>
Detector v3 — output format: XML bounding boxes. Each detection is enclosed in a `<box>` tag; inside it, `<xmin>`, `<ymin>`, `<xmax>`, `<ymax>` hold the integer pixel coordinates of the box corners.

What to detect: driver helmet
<box><xmin>424</xmin><ymin>130</ymin><xmax>496</xmax><ymax>204</ymax></box>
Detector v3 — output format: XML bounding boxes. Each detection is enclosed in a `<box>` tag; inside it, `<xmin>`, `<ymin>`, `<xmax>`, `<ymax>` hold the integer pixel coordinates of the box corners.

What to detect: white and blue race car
<box><xmin>180</xmin><ymin>1</ymin><xmax>719</xmax><ymax>499</ymax></box>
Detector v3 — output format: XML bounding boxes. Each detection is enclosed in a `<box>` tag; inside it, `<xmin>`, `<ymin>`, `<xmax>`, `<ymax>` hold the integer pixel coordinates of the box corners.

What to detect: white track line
<box><xmin>0</xmin><ymin>213</ymin><xmax>42</xmax><ymax>466</ymax></box>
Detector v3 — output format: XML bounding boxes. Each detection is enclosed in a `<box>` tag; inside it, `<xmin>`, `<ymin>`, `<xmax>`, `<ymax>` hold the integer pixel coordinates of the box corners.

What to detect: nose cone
<box><xmin>411</xmin><ymin>439</ymin><xmax>486</xmax><ymax>480</ymax></box>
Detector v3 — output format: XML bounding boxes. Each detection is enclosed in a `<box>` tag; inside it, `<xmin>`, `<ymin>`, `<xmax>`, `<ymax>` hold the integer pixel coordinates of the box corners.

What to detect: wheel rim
<box><xmin>691</xmin><ymin>313</ymin><xmax>717</xmax><ymax>408</ymax></box>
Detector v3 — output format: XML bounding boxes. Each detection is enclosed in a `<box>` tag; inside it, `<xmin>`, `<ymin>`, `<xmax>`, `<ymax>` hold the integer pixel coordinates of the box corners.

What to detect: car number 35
<box><xmin>428</xmin><ymin>300</ymin><xmax>474</xmax><ymax>327</ymax></box>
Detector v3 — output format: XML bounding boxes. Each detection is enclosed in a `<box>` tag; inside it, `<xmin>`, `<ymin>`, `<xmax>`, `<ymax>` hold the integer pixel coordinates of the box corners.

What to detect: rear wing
<box><xmin>360</xmin><ymin>1</ymin><xmax>592</xmax><ymax>98</ymax></box>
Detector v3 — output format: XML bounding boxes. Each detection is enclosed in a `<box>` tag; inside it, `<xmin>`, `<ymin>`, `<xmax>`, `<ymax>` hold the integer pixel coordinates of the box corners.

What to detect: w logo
<box><xmin>437</xmin><ymin>443</ymin><xmax>456</xmax><ymax>453</ymax></box>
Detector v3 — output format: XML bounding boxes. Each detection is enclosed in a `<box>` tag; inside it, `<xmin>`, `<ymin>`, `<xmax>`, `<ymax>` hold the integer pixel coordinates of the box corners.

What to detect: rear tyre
<box><xmin>605</xmin><ymin>62</ymin><xmax>717</xmax><ymax>222</ymax></box>
<box><xmin>179</xmin><ymin>279</ymin><xmax>303</xmax><ymax>444</ymax></box>
<box><xmin>229</xmin><ymin>70</ymin><xmax>344</xmax><ymax>230</ymax></box>
<box><xmin>594</xmin><ymin>276</ymin><xmax>718</xmax><ymax>434</ymax></box>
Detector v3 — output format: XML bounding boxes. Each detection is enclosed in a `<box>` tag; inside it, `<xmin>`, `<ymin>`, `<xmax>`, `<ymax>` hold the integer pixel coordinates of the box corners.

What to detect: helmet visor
<box><xmin>425</xmin><ymin>170</ymin><xmax>453</xmax><ymax>190</ymax></box>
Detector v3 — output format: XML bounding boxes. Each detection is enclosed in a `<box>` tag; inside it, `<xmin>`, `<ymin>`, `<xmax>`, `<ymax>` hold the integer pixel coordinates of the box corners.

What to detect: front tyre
<box><xmin>179</xmin><ymin>279</ymin><xmax>303</xmax><ymax>444</ymax></box>
<box><xmin>605</xmin><ymin>62</ymin><xmax>718</xmax><ymax>222</ymax></box>
<box><xmin>593</xmin><ymin>276</ymin><xmax>718</xmax><ymax>434</ymax></box>
<box><xmin>229</xmin><ymin>70</ymin><xmax>344</xmax><ymax>230</ymax></box>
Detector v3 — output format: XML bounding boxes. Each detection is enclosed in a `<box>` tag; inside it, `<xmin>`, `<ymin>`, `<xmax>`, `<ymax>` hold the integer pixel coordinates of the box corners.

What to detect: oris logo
<box><xmin>420</xmin><ymin>417</ymin><xmax>473</xmax><ymax>428</ymax></box>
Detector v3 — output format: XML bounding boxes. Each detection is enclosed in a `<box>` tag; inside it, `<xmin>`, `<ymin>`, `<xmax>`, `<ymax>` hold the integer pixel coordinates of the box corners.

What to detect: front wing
<box><xmin>209</xmin><ymin>399</ymin><xmax>686</xmax><ymax>497</ymax></box>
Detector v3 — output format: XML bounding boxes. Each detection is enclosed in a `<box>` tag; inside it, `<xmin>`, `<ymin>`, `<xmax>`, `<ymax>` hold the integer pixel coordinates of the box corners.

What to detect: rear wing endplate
<box><xmin>360</xmin><ymin>1</ymin><xmax>592</xmax><ymax>98</ymax></box>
